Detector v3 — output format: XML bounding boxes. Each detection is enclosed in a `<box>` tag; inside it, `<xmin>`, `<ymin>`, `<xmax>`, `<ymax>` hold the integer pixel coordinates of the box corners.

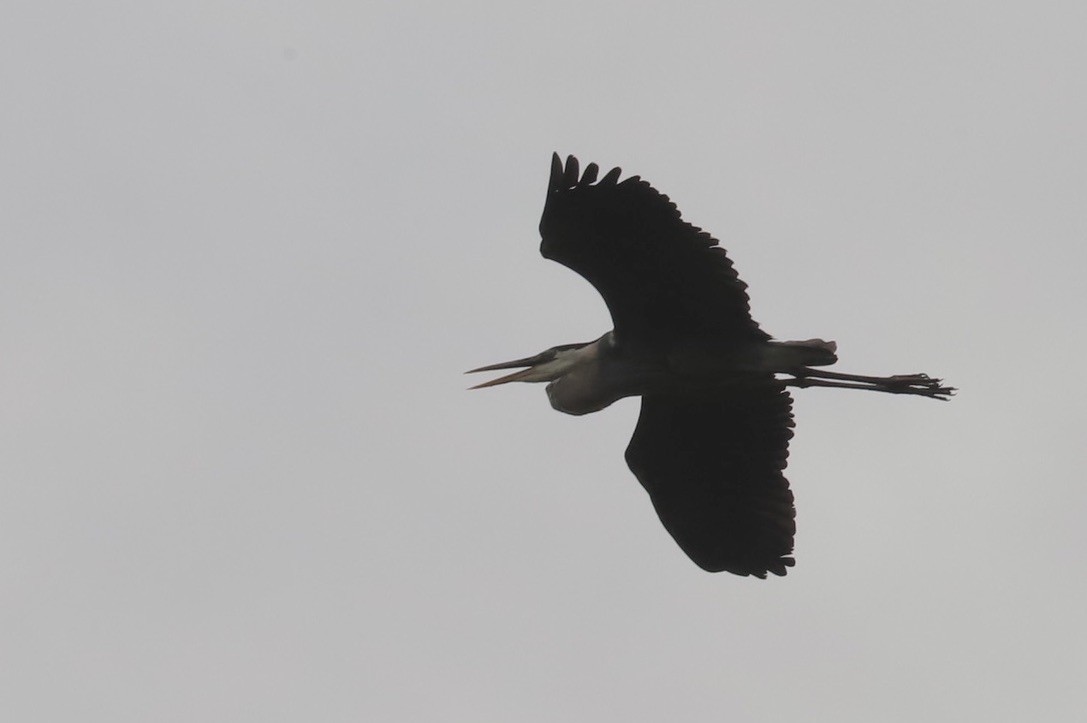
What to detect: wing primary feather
<box><xmin>562</xmin><ymin>155</ymin><xmax>580</xmax><ymax>188</ymax></box>
<box><xmin>550</xmin><ymin>153</ymin><xmax>563</xmax><ymax>191</ymax></box>
<box><xmin>600</xmin><ymin>166</ymin><xmax>622</xmax><ymax>185</ymax></box>
<box><xmin>580</xmin><ymin>162</ymin><xmax>599</xmax><ymax>185</ymax></box>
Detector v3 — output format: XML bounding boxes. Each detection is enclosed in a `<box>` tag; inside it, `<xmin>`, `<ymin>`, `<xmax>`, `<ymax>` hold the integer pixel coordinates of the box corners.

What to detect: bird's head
<box><xmin>466</xmin><ymin>343</ymin><xmax>592</xmax><ymax>389</ymax></box>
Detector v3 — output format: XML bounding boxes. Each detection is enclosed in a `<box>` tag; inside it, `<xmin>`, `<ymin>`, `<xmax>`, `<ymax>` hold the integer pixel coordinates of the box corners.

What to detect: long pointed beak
<box><xmin>465</xmin><ymin>351</ymin><xmax>551</xmax><ymax>390</ymax></box>
<box><xmin>466</xmin><ymin>367</ymin><xmax>538</xmax><ymax>389</ymax></box>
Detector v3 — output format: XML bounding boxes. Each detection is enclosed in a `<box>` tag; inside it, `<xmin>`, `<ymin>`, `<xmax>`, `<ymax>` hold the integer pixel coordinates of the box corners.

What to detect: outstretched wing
<box><xmin>539</xmin><ymin>153</ymin><xmax>770</xmax><ymax>347</ymax></box>
<box><xmin>624</xmin><ymin>379</ymin><xmax>796</xmax><ymax>577</ymax></box>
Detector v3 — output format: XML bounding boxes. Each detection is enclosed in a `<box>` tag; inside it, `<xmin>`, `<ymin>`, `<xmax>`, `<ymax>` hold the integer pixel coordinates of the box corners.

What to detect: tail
<box><xmin>772</xmin><ymin>339</ymin><xmax>838</xmax><ymax>368</ymax></box>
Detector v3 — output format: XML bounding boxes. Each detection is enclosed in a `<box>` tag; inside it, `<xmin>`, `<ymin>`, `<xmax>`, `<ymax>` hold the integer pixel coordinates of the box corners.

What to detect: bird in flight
<box><xmin>469</xmin><ymin>154</ymin><xmax>953</xmax><ymax>577</ymax></box>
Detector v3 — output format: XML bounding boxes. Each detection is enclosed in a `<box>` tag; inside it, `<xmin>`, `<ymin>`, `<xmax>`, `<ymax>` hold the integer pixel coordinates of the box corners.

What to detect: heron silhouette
<box><xmin>469</xmin><ymin>154</ymin><xmax>952</xmax><ymax>577</ymax></box>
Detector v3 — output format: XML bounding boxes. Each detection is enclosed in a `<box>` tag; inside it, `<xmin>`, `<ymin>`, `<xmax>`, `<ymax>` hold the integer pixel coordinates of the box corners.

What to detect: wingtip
<box><xmin>580</xmin><ymin>162</ymin><xmax>599</xmax><ymax>185</ymax></box>
<box><xmin>562</xmin><ymin>155</ymin><xmax>580</xmax><ymax>188</ymax></box>
<box><xmin>600</xmin><ymin>166</ymin><xmax>622</xmax><ymax>185</ymax></box>
<box><xmin>549</xmin><ymin>154</ymin><xmax>622</xmax><ymax>188</ymax></box>
<box><xmin>549</xmin><ymin>152</ymin><xmax>563</xmax><ymax>189</ymax></box>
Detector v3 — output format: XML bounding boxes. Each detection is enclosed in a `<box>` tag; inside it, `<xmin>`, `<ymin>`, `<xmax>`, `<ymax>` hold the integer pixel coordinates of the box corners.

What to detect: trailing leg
<box><xmin>785</xmin><ymin>367</ymin><xmax>955</xmax><ymax>400</ymax></box>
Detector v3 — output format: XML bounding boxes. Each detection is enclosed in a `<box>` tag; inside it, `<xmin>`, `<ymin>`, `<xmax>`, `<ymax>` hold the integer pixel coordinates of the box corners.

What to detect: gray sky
<box><xmin>3</xmin><ymin>2</ymin><xmax>1085</xmax><ymax>721</ymax></box>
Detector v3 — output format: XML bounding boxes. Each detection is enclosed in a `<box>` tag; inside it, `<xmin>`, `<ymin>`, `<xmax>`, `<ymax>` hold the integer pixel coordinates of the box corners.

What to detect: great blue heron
<box><xmin>469</xmin><ymin>154</ymin><xmax>953</xmax><ymax>578</ymax></box>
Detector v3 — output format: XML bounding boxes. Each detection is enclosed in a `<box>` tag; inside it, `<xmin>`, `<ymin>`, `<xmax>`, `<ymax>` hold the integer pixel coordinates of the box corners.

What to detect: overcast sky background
<box><xmin>3</xmin><ymin>2</ymin><xmax>1086</xmax><ymax>721</ymax></box>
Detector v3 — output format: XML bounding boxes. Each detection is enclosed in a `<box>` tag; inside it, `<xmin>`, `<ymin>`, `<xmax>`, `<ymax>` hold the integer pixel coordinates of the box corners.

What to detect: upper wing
<box><xmin>539</xmin><ymin>153</ymin><xmax>770</xmax><ymax>347</ymax></box>
<box><xmin>624</xmin><ymin>379</ymin><xmax>796</xmax><ymax>577</ymax></box>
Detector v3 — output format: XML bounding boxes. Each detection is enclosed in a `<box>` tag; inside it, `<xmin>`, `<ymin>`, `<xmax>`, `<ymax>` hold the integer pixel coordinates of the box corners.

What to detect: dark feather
<box><xmin>562</xmin><ymin>155</ymin><xmax>580</xmax><ymax>188</ymax></box>
<box><xmin>580</xmin><ymin>162</ymin><xmax>599</xmax><ymax>186</ymax></box>
<box><xmin>625</xmin><ymin>379</ymin><xmax>796</xmax><ymax>577</ymax></box>
<box><xmin>539</xmin><ymin>153</ymin><xmax>769</xmax><ymax>348</ymax></box>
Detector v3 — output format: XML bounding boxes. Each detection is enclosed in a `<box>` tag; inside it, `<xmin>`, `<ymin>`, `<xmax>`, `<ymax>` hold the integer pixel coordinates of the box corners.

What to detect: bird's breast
<box><xmin>544</xmin><ymin>355</ymin><xmax>660</xmax><ymax>416</ymax></box>
<box><xmin>545</xmin><ymin>371</ymin><xmax>619</xmax><ymax>416</ymax></box>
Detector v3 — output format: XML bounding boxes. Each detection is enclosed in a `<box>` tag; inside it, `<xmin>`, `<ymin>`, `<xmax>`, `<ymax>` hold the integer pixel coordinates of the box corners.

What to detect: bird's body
<box><xmin>470</xmin><ymin>154</ymin><xmax>952</xmax><ymax>577</ymax></box>
<box><xmin>516</xmin><ymin>332</ymin><xmax>838</xmax><ymax>416</ymax></box>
